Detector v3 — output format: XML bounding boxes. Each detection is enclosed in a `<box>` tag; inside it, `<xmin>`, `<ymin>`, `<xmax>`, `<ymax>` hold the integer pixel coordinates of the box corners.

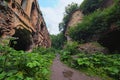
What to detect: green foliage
<box><xmin>65</xmin><ymin>3</ymin><xmax>79</xmax><ymax>15</ymax></box>
<box><xmin>80</xmin><ymin>0</ymin><xmax>105</xmax><ymax>15</ymax></box>
<box><xmin>60</xmin><ymin>51</ymin><xmax>72</xmax><ymax>65</ymax></box>
<box><xmin>33</xmin><ymin>47</ymin><xmax>56</xmax><ymax>54</ymax></box>
<box><xmin>0</xmin><ymin>45</ymin><xmax>55</xmax><ymax>80</ymax></box>
<box><xmin>59</xmin><ymin>3</ymin><xmax>80</xmax><ymax>33</ymax></box>
<box><xmin>61</xmin><ymin>52</ymin><xmax>120</xmax><ymax>80</ymax></box>
<box><xmin>68</xmin><ymin>10</ymin><xmax>106</xmax><ymax>42</ymax></box>
<box><xmin>77</xmin><ymin>53</ymin><xmax>120</xmax><ymax>79</ymax></box>
<box><xmin>50</xmin><ymin>33</ymin><xmax>66</xmax><ymax>49</ymax></box>
<box><xmin>63</xmin><ymin>41</ymin><xmax>79</xmax><ymax>55</ymax></box>
<box><xmin>68</xmin><ymin>2</ymin><xmax>120</xmax><ymax>42</ymax></box>
<box><xmin>60</xmin><ymin>41</ymin><xmax>80</xmax><ymax>66</ymax></box>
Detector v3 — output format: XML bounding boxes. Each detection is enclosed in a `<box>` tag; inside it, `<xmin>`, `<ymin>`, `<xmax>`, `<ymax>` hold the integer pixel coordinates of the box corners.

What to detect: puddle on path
<box><xmin>63</xmin><ymin>69</ymin><xmax>73</xmax><ymax>80</ymax></box>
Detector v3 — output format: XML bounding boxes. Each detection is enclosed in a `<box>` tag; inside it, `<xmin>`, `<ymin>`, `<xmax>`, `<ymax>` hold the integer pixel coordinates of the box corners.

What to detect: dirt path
<box><xmin>51</xmin><ymin>54</ymin><xmax>101</xmax><ymax>80</ymax></box>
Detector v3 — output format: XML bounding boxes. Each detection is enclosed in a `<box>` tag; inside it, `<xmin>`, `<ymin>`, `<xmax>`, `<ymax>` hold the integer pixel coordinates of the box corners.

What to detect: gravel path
<box><xmin>51</xmin><ymin>54</ymin><xmax>101</xmax><ymax>80</ymax></box>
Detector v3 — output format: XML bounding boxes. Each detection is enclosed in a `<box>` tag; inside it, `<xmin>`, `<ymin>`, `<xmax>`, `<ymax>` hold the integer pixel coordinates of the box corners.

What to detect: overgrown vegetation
<box><xmin>68</xmin><ymin>0</ymin><xmax>120</xmax><ymax>42</ymax></box>
<box><xmin>1</xmin><ymin>0</ymin><xmax>120</xmax><ymax>80</ymax></box>
<box><xmin>60</xmin><ymin>42</ymin><xmax>120</xmax><ymax>80</ymax></box>
<box><xmin>50</xmin><ymin>33</ymin><xmax>66</xmax><ymax>49</ymax></box>
<box><xmin>80</xmin><ymin>0</ymin><xmax>105</xmax><ymax>15</ymax></box>
<box><xmin>59</xmin><ymin>2</ymin><xmax>80</xmax><ymax>33</ymax></box>
<box><xmin>0</xmin><ymin>45</ymin><xmax>55</xmax><ymax>80</ymax></box>
<box><xmin>59</xmin><ymin>0</ymin><xmax>112</xmax><ymax>34</ymax></box>
<box><xmin>63</xmin><ymin>41</ymin><xmax>80</xmax><ymax>55</ymax></box>
<box><xmin>59</xmin><ymin>0</ymin><xmax>120</xmax><ymax>80</ymax></box>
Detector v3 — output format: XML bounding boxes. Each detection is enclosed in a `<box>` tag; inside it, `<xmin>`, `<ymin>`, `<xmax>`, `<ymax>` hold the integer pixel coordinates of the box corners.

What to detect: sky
<box><xmin>38</xmin><ymin>0</ymin><xmax>83</xmax><ymax>35</ymax></box>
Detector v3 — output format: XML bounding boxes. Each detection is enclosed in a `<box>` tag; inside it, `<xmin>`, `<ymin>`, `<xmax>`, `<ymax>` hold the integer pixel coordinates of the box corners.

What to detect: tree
<box><xmin>50</xmin><ymin>33</ymin><xmax>66</xmax><ymax>49</ymax></box>
<box><xmin>80</xmin><ymin>0</ymin><xmax>104</xmax><ymax>15</ymax></box>
<box><xmin>59</xmin><ymin>3</ymin><xmax>80</xmax><ymax>33</ymax></box>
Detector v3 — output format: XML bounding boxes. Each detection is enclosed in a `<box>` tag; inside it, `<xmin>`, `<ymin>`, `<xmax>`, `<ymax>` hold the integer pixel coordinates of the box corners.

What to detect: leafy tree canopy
<box><xmin>59</xmin><ymin>3</ymin><xmax>80</xmax><ymax>33</ymax></box>
<box><xmin>50</xmin><ymin>33</ymin><xmax>66</xmax><ymax>49</ymax></box>
<box><xmin>80</xmin><ymin>0</ymin><xmax>105</xmax><ymax>15</ymax></box>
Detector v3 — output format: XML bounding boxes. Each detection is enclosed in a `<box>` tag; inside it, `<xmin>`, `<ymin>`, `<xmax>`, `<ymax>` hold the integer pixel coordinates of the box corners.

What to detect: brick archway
<box><xmin>9</xmin><ymin>26</ymin><xmax>34</xmax><ymax>51</ymax></box>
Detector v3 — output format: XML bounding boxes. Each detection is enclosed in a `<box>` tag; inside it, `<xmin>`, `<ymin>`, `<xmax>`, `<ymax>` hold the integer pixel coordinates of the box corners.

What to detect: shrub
<box><xmin>61</xmin><ymin>51</ymin><xmax>120</xmax><ymax>80</ymax></box>
<box><xmin>64</xmin><ymin>41</ymin><xmax>79</xmax><ymax>55</ymax></box>
<box><xmin>50</xmin><ymin>33</ymin><xmax>66</xmax><ymax>49</ymax></box>
<box><xmin>0</xmin><ymin>45</ymin><xmax>55</xmax><ymax>80</ymax></box>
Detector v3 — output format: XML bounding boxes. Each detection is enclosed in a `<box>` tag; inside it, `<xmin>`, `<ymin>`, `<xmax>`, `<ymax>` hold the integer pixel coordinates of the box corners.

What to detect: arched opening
<box><xmin>30</xmin><ymin>2</ymin><xmax>38</xmax><ymax>26</ymax></box>
<box><xmin>9</xmin><ymin>28</ymin><xmax>33</xmax><ymax>51</ymax></box>
<box><xmin>30</xmin><ymin>2</ymin><xmax>35</xmax><ymax>19</ymax></box>
<box><xmin>98</xmin><ymin>30</ymin><xmax>120</xmax><ymax>53</ymax></box>
<box><xmin>21</xmin><ymin>0</ymin><xmax>27</xmax><ymax>10</ymax></box>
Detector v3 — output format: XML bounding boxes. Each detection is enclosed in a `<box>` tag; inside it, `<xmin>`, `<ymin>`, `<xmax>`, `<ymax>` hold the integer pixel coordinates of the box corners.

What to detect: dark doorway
<box><xmin>9</xmin><ymin>28</ymin><xmax>33</xmax><ymax>51</ymax></box>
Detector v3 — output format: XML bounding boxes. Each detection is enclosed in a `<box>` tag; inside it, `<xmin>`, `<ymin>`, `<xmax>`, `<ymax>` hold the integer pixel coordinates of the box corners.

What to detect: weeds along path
<box><xmin>51</xmin><ymin>54</ymin><xmax>101</xmax><ymax>80</ymax></box>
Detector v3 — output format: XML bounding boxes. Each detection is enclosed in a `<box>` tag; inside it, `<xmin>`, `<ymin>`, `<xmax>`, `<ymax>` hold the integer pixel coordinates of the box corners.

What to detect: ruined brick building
<box><xmin>0</xmin><ymin>0</ymin><xmax>51</xmax><ymax>51</ymax></box>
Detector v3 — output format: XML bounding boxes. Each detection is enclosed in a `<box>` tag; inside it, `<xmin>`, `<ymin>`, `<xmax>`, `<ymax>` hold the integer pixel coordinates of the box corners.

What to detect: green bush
<box><xmin>77</xmin><ymin>53</ymin><xmax>120</xmax><ymax>79</ymax></box>
<box><xmin>32</xmin><ymin>47</ymin><xmax>56</xmax><ymax>54</ymax></box>
<box><xmin>64</xmin><ymin>41</ymin><xmax>79</xmax><ymax>55</ymax></box>
<box><xmin>60</xmin><ymin>51</ymin><xmax>72</xmax><ymax>65</ymax></box>
<box><xmin>0</xmin><ymin>45</ymin><xmax>55</xmax><ymax>80</ymax></box>
<box><xmin>61</xmin><ymin>51</ymin><xmax>120</xmax><ymax>80</ymax></box>
<box><xmin>50</xmin><ymin>33</ymin><xmax>66</xmax><ymax>49</ymax></box>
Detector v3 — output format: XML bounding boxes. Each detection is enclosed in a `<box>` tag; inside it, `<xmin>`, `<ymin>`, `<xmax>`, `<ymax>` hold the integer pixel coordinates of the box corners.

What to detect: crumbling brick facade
<box><xmin>0</xmin><ymin>0</ymin><xmax>51</xmax><ymax>51</ymax></box>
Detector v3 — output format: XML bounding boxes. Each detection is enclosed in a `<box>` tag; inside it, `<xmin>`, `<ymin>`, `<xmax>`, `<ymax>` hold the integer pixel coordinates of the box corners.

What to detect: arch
<box><xmin>30</xmin><ymin>2</ymin><xmax>35</xmax><ymax>19</ymax></box>
<box><xmin>14</xmin><ymin>23</ymin><xmax>33</xmax><ymax>32</ymax></box>
<box><xmin>9</xmin><ymin>26</ymin><xmax>34</xmax><ymax>51</ymax></box>
<box><xmin>30</xmin><ymin>2</ymin><xmax>38</xmax><ymax>26</ymax></box>
<box><xmin>21</xmin><ymin>0</ymin><xmax>27</xmax><ymax>10</ymax></box>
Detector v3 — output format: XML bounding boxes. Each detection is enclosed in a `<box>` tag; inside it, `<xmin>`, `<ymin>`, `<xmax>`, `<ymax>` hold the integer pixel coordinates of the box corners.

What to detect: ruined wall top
<box><xmin>0</xmin><ymin>0</ymin><xmax>51</xmax><ymax>50</ymax></box>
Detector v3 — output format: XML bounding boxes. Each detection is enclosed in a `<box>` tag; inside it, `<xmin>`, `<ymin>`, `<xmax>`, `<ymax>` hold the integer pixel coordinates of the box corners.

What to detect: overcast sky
<box><xmin>38</xmin><ymin>0</ymin><xmax>83</xmax><ymax>35</ymax></box>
